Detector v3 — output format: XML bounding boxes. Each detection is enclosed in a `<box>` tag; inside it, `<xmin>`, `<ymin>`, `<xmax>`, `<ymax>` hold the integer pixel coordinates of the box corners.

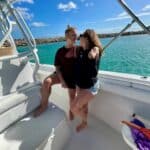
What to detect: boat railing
<box><xmin>0</xmin><ymin>3</ymin><xmax>16</xmax><ymax>50</ymax></box>
<box><xmin>0</xmin><ymin>0</ymin><xmax>39</xmax><ymax>81</ymax></box>
<box><xmin>0</xmin><ymin>5</ymin><xmax>13</xmax><ymax>47</ymax></box>
<box><xmin>103</xmin><ymin>20</ymin><xmax>135</xmax><ymax>50</ymax></box>
<box><xmin>104</xmin><ymin>0</ymin><xmax>150</xmax><ymax>51</ymax></box>
<box><xmin>118</xmin><ymin>0</ymin><xmax>150</xmax><ymax>34</ymax></box>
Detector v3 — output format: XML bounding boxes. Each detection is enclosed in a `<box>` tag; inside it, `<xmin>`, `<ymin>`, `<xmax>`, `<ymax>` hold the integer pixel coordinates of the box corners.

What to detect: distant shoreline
<box><xmin>4</xmin><ymin>30</ymin><xmax>148</xmax><ymax>47</ymax></box>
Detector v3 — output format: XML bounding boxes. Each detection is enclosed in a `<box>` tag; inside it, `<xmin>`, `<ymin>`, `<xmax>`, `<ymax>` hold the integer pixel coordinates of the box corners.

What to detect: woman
<box><xmin>71</xmin><ymin>29</ymin><xmax>103</xmax><ymax>132</ymax></box>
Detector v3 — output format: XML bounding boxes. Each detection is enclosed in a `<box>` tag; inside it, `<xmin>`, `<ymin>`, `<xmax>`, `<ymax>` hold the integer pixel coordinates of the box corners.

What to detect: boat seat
<box><xmin>0</xmin><ymin>104</ymin><xmax>70</xmax><ymax>150</ymax></box>
<box><xmin>0</xmin><ymin>55</ymin><xmax>41</xmax><ymax>133</ymax></box>
<box><xmin>0</xmin><ymin>58</ymin><xmax>35</xmax><ymax>96</ymax></box>
<box><xmin>0</xmin><ymin>82</ymin><xmax>41</xmax><ymax>133</ymax></box>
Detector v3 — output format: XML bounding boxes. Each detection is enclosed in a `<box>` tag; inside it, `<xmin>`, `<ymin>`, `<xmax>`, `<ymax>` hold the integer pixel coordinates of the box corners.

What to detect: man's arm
<box><xmin>54</xmin><ymin>48</ymin><xmax>68</xmax><ymax>88</ymax></box>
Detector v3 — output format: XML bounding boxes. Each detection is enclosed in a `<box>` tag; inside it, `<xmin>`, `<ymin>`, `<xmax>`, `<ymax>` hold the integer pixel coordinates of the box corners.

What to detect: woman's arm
<box><xmin>88</xmin><ymin>46</ymin><xmax>99</xmax><ymax>60</ymax></box>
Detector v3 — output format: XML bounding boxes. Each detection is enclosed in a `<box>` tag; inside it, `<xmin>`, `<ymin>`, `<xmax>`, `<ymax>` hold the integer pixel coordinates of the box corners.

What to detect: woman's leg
<box><xmin>34</xmin><ymin>73</ymin><xmax>60</xmax><ymax>117</ymax></box>
<box><xmin>68</xmin><ymin>88</ymin><xmax>76</xmax><ymax>120</ymax></box>
<box><xmin>75</xmin><ymin>103</ymin><xmax>88</xmax><ymax>132</ymax></box>
<box><xmin>81</xmin><ymin>104</ymin><xmax>88</xmax><ymax>122</ymax></box>
<box><xmin>71</xmin><ymin>89</ymin><xmax>94</xmax><ymax>132</ymax></box>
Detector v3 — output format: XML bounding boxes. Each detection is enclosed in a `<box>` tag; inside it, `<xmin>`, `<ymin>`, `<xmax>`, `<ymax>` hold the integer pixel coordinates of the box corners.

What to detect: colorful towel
<box><xmin>131</xmin><ymin>119</ymin><xmax>150</xmax><ymax>150</ymax></box>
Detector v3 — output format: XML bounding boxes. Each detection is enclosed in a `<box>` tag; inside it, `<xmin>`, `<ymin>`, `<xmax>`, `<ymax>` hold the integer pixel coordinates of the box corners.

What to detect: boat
<box><xmin>0</xmin><ymin>0</ymin><xmax>150</xmax><ymax>149</ymax></box>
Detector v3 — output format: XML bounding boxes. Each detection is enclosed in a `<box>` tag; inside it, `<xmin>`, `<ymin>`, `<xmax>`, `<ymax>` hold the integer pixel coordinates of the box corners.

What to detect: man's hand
<box><xmin>61</xmin><ymin>81</ymin><xmax>68</xmax><ymax>88</ymax></box>
<box><xmin>88</xmin><ymin>47</ymin><xmax>99</xmax><ymax>59</ymax></box>
<box><xmin>56</xmin><ymin>66</ymin><xmax>68</xmax><ymax>88</ymax></box>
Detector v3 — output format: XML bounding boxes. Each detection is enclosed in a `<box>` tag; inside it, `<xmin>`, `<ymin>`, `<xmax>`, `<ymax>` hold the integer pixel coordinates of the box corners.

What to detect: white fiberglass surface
<box><xmin>65</xmin><ymin>115</ymin><xmax>130</xmax><ymax>150</ymax></box>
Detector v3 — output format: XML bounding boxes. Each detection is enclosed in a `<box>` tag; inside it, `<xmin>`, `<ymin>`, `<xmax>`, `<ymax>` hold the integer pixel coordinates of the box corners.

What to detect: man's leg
<box><xmin>34</xmin><ymin>73</ymin><xmax>60</xmax><ymax>117</ymax></box>
<box><xmin>68</xmin><ymin>88</ymin><xmax>76</xmax><ymax>121</ymax></box>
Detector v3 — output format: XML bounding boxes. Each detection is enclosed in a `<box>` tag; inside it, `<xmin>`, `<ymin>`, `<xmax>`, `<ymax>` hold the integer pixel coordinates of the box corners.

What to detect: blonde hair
<box><xmin>65</xmin><ymin>25</ymin><xmax>76</xmax><ymax>36</ymax></box>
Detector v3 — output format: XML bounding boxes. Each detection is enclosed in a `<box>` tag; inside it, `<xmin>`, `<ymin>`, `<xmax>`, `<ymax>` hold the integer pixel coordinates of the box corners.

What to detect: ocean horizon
<box><xmin>18</xmin><ymin>34</ymin><xmax>150</xmax><ymax>77</ymax></box>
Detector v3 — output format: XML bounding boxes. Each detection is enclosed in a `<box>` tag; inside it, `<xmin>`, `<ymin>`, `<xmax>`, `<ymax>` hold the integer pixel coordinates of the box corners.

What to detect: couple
<box><xmin>34</xmin><ymin>26</ymin><xmax>103</xmax><ymax>132</ymax></box>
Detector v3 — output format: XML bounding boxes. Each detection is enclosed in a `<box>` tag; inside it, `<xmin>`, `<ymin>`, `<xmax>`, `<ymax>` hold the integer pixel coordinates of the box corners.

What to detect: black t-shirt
<box><xmin>75</xmin><ymin>47</ymin><xmax>100</xmax><ymax>89</ymax></box>
<box><xmin>54</xmin><ymin>46</ymin><xmax>76</xmax><ymax>88</ymax></box>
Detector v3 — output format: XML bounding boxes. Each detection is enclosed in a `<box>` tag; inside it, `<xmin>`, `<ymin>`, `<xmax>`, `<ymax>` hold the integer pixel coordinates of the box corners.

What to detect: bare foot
<box><xmin>69</xmin><ymin>110</ymin><xmax>74</xmax><ymax>121</ymax></box>
<box><xmin>76</xmin><ymin>121</ymin><xmax>87</xmax><ymax>132</ymax></box>
<box><xmin>33</xmin><ymin>105</ymin><xmax>47</xmax><ymax>117</ymax></box>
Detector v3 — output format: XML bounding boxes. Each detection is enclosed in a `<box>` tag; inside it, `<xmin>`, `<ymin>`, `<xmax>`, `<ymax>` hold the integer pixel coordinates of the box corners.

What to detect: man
<box><xmin>34</xmin><ymin>26</ymin><xmax>77</xmax><ymax>119</ymax></box>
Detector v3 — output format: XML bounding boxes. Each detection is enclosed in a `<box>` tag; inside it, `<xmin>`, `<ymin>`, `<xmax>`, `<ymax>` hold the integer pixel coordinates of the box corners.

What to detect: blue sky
<box><xmin>13</xmin><ymin>0</ymin><xmax>150</xmax><ymax>38</ymax></box>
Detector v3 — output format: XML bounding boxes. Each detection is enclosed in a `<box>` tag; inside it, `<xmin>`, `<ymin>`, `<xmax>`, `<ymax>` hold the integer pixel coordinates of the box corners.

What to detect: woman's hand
<box><xmin>88</xmin><ymin>46</ymin><xmax>99</xmax><ymax>59</ymax></box>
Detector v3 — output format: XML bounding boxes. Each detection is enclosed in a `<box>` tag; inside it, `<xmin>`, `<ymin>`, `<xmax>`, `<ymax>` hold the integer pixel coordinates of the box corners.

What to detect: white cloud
<box><xmin>58</xmin><ymin>1</ymin><xmax>77</xmax><ymax>12</ymax></box>
<box><xmin>31</xmin><ymin>22</ymin><xmax>48</xmax><ymax>27</ymax></box>
<box><xmin>138</xmin><ymin>12</ymin><xmax>150</xmax><ymax>17</ymax></box>
<box><xmin>118</xmin><ymin>12</ymin><xmax>127</xmax><ymax>17</ymax></box>
<box><xmin>85</xmin><ymin>2</ymin><xmax>94</xmax><ymax>7</ymax></box>
<box><xmin>16</xmin><ymin>0</ymin><xmax>34</xmax><ymax>4</ymax></box>
<box><xmin>105</xmin><ymin>12</ymin><xmax>130</xmax><ymax>21</ymax></box>
<box><xmin>142</xmin><ymin>4</ymin><xmax>150</xmax><ymax>11</ymax></box>
<box><xmin>16</xmin><ymin>7</ymin><xmax>34</xmax><ymax>20</ymax></box>
<box><xmin>105</xmin><ymin>11</ymin><xmax>150</xmax><ymax>22</ymax></box>
<box><xmin>98</xmin><ymin>26</ymin><xmax>123</xmax><ymax>34</ymax></box>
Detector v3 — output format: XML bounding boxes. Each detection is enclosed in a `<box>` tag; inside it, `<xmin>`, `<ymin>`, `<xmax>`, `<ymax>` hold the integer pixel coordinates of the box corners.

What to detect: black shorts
<box><xmin>54</xmin><ymin>72</ymin><xmax>76</xmax><ymax>89</ymax></box>
<box><xmin>63</xmin><ymin>77</ymin><xmax>76</xmax><ymax>89</ymax></box>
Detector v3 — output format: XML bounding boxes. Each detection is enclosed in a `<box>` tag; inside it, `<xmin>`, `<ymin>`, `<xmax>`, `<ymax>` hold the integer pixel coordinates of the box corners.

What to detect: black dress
<box><xmin>75</xmin><ymin>47</ymin><xmax>100</xmax><ymax>89</ymax></box>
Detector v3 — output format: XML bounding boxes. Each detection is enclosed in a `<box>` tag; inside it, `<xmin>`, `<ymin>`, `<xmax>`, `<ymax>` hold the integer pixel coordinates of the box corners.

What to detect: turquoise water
<box><xmin>18</xmin><ymin>34</ymin><xmax>150</xmax><ymax>77</ymax></box>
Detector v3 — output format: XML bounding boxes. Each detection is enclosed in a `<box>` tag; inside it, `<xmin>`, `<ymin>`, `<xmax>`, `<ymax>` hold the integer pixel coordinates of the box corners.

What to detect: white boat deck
<box><xmin>65</xmin><ymin>115</ymin><xmax>131</xmax><ymax>150</ymax></box>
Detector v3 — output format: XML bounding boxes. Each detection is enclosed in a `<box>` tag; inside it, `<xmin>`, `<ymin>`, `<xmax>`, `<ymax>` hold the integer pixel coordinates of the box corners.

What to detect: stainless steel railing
<box><xmin>103</xmin><ymin>0</ymin><xmax>150</xmax><ymax>51</ymax></box>
<box><xmin>0</xmin><ymin>0</ymin><xmax>39</xmax><ymax>81</ymax></box>
<box><xmin>118</xmin><ymin>0</ymin><xmax>150</xmax><ymax>34</ymax></box>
